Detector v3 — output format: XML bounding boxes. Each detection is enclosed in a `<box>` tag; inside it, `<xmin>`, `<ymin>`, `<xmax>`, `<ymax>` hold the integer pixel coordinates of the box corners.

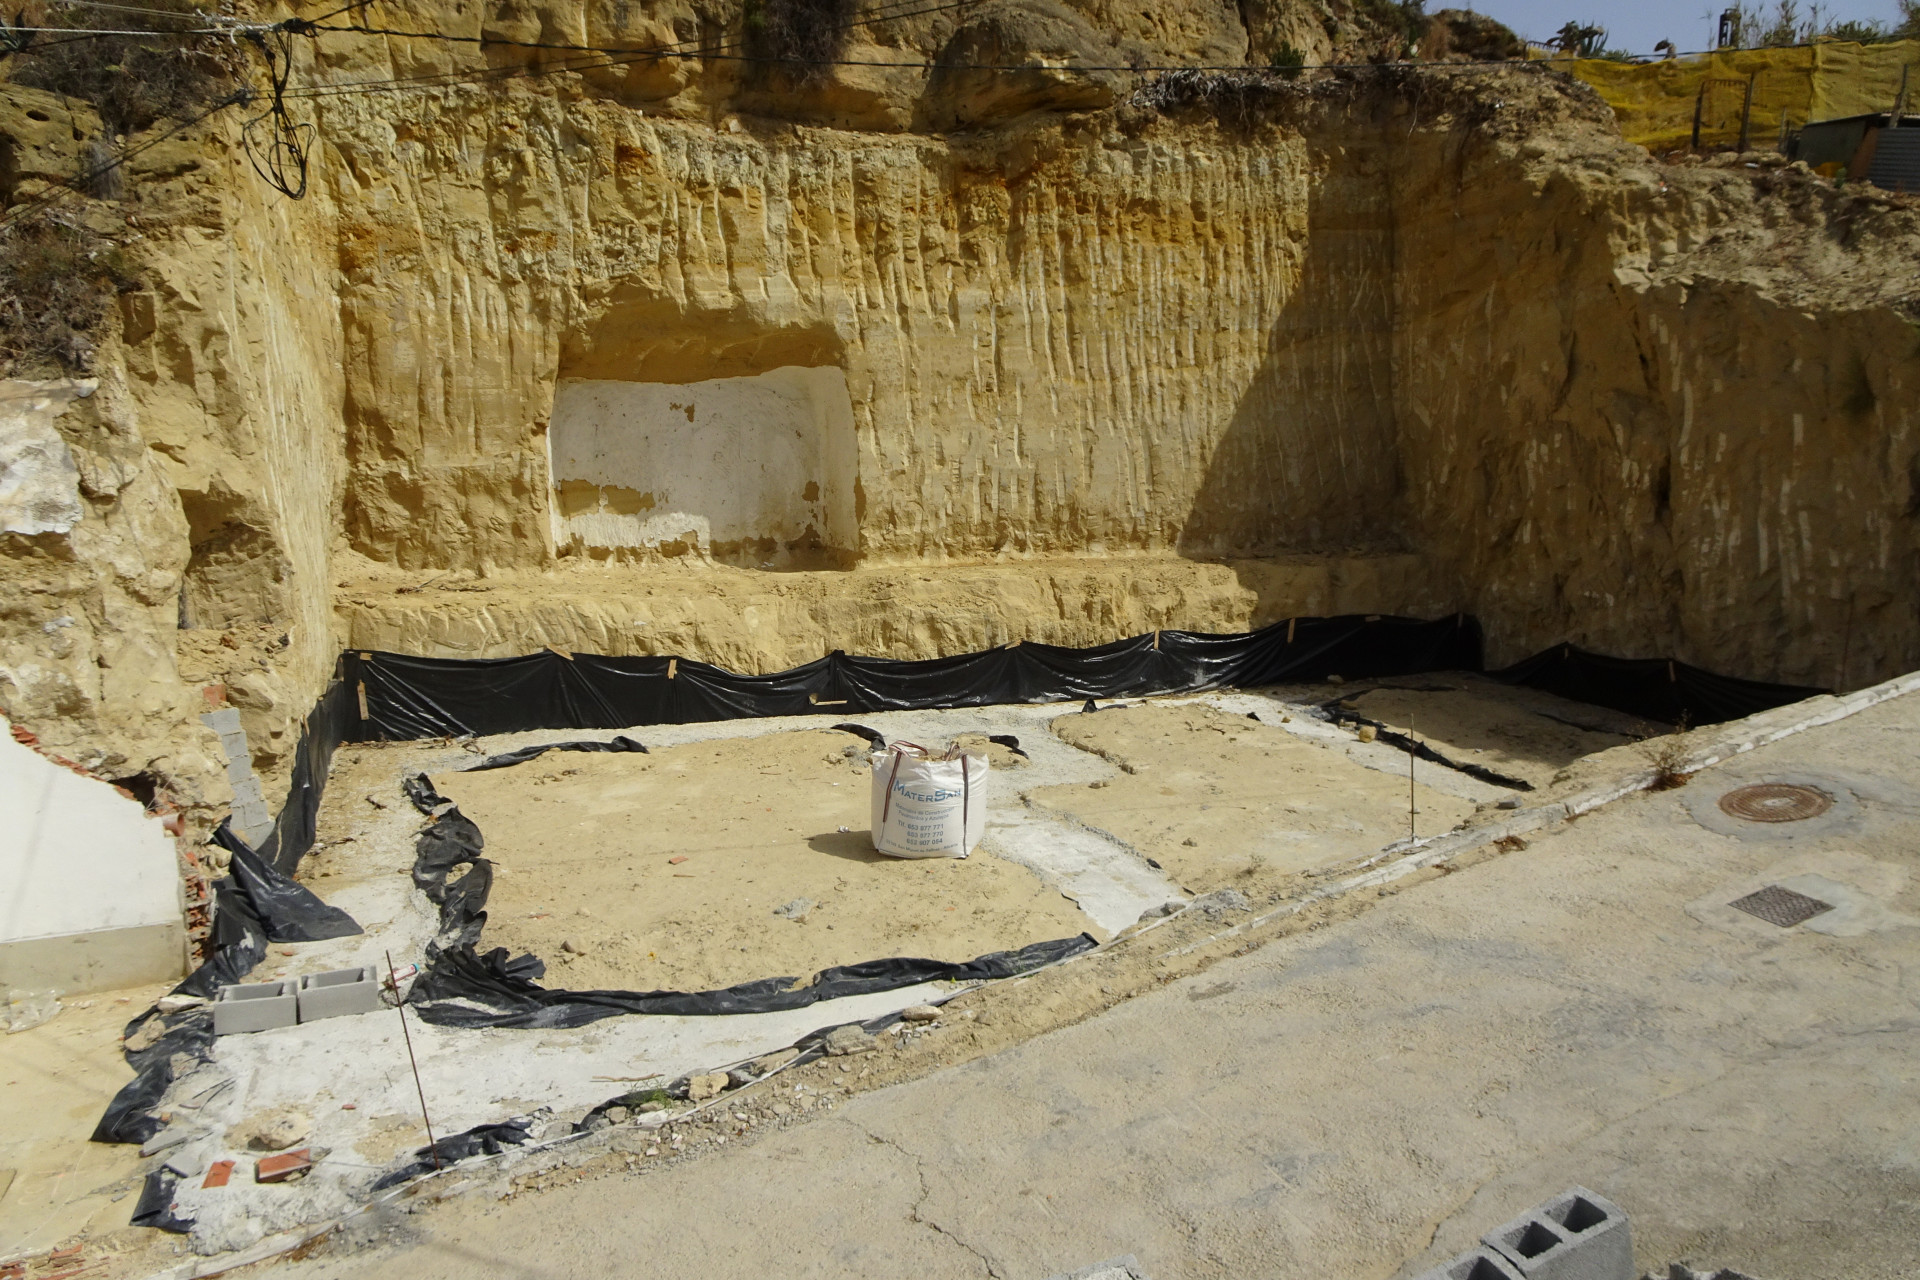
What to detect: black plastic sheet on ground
<box><xmin>402</xmin><ymin>806</ymin><xmax>1094</xmax><ymax>1029</ymax></box>
<box><xmin>1492</xmin><ymin>644</ymin><xmax>1825</xmax><ymax>727</ymax></box>
<box><xmin>131</xmin><ymin>1168</ymin><xmax>193</xmax><ymax>1233</ymax></box>
<box><xmin>370</xmin><ymin>1119</ymin><xmax>535</xmax><ymax>1190</ymax></box>
<box><xmin>92</xmin><ymin>1006</ymin><xmax>216</xmax><ymax>1145</ymax></box>
<box><xmin>341</xmin><ymin>614</ymin><xmax>1484</xmax><ymax>742</ymax></box>
<box><xmin>95</xmin><ymin>829</ymin><xmax>357</xmax><ymax>1148</ymax></box>
<box><xmin>211</xmin><ymin>822</ymin><xmax>361</xmax><ymax>944</ymax></box>
<box><xmin>460</xmin><ymin>735</ymin><xmax>648</xmax><ymax>772</ymax></box>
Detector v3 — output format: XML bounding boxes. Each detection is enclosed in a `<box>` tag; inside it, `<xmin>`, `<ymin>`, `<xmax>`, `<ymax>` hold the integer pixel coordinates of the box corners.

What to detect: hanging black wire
<box><xmin>240</xmin><ymin>27</ymin><xmax>313</xmax><ymax>199</ymax></box>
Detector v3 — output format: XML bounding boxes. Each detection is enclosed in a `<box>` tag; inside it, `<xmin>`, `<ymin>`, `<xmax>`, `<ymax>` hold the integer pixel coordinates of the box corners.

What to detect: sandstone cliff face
<box><xmin>1383</xmin><ymin>98</ymin><xmax>1920</xmax><ymax>681</ymax></box>
<box><xmin>2</xmin><ymin>0</ymin><xmax>1916</xmax><ymax>824</ymax></box>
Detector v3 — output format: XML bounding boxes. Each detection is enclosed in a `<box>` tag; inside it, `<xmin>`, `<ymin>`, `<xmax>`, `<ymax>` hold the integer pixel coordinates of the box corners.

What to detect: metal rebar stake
<box><xmin>387</xmin><ymin>948</ymin><xmax>440</xmax><ymax>1170</ymax></box>
<box><xmin>1409</xmin><ymin>716</ymin><xmax>1416</xmax><ymax>841</ymax></box>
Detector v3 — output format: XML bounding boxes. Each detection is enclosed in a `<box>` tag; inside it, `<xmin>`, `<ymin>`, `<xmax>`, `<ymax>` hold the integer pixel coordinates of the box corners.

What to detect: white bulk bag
<box><xmin>868</xmin><ymin>742</ymin><xmax>989</xmax><ymax>859</ymax></box>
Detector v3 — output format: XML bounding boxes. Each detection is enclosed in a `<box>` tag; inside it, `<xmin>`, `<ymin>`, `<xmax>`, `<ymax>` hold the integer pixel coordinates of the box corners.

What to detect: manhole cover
<box><xmin>1729</xmin><ymin>884</ymin><xmax>1834</xmax><ymax>928</ymax></box>
<box><xmin>1717</xmin><ymin>783</ymin><xmax>1833</xmax><ymax>823</ymax></box>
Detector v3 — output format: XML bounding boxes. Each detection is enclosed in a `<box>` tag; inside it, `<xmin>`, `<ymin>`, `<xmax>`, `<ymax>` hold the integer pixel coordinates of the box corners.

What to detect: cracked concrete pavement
<box><xmin>263</xmin><ymin>693</ymin><xmax>1920</xmax><ymax>1280</ymax></box>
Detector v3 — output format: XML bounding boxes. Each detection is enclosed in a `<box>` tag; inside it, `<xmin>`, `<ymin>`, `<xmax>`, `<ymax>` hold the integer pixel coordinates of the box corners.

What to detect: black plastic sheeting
<box><xmin>402</xmin><ymin>804</ymin><xmax>1096</xmax><ymax>1030</ymax></box>
<box><xmin>211</xmin><ymin>822</ymin><xmax>362</xmax><ymax>945</ymax></box>
<box><xmin>1313</xmin><ymin>695</ymin><xmax>1533</xmax><ymax>791</ymax></box>
<box><xmin>94</xmin><ymin>828</ymin><xmax>359</xmax><ymax>1149</ymax></box>
<box><xmin>92</xmin><ymin>1006</ymin><xmax>216</xmax><ymax>1145</ymax></box>
<box><xmin>131</xmin><ymin>1168</ymin><xmax>194</xmax><ymax>1234</ymax></box>
<box><xmin>459</xmin><ymin>734</ymin><xmax>648</xmax><ymax>772</ymax></box>
<box><xmin>370</xmin><ymin>1119</ymin><xmax>536</xmax><ymax>1191</ymax></box>
<box><xmin>1491</xmin><ymin>644</ymin><xmax>1825</xmax><ymax>728</ymax></box>
<box><xmin>252</xmin><ymin>675</ymin><xmax>358</xmax><ymax>875</ymax></box>
<box><xmin>342</xmin><ymin>614</ymin><xmax>1484</xmax><ymax>741</ymax></box>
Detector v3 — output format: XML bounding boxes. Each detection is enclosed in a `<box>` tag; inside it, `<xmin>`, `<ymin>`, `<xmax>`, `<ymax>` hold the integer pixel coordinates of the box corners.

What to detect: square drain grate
<box><xmin>1729</xmin><ymin>884</ymin><xmax>1834</xmax><ymax>928</ymax></box>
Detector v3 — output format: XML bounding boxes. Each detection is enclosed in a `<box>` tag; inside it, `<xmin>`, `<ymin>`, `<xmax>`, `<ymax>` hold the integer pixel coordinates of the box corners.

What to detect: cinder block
<box><xmin>214</xmin><ymin>981</ymin><xmax>296</xmax><ymax>1034</ymax></box>
<box><xmin>1482</xmin><ymin>1187</ymin><xmax>1632</xmax><ymax>1280</ymax></box>
<box><xmin>199</xmin><ymin>708</ymin><xmax>242</xmax><ymax>736</ymax></box>
<box><xmin>296</xmin><ymin>966</ymin><xmax>381</xmax><ymax>1021</ymax></box>
<box><xmin>1411</xmin><ymin>1247</ymin><xmax>1527</xmax><ymax>1280</ymax></box>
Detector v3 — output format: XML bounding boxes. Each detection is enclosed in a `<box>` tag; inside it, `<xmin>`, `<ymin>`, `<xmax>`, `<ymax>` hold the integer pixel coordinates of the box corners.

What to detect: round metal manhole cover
<box><xmin>1717</xmin><ymin>783</ymin><xmax>1834</xmax><ymax>823</ymax></box>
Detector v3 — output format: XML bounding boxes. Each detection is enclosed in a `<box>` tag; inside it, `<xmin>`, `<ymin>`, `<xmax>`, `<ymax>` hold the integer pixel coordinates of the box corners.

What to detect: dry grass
<box><xmin>7</xmin><ymin>0</ymin><xmax>241</xmax><ymax>134</ymax></box>
<box><xmin>742</xmin><ymin>0</ymin><xmax>856</xmax><ymax>86</ymax></box>
<box><xmin>0</xmin><ymin>216</ymin><xmax>139</xmax><ymax>373</ymax></box>
<box><xmin>1641</xmin><ymin>715</ymin><xmax>1695</xmax><ymax>791</ymax></box>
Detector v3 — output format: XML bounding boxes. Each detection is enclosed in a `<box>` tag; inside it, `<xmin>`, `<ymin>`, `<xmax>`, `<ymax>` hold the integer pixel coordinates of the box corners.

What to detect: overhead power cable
<box><xmin>0</xmin><ymin>86</ymin><xmax>251</xmax><ymax>229</ymax></box>
<box><xmin>0</xmin><ymin>22</ymin><xmax>231</xmax><ymax>34</ymax></box>
<box><xmin>36</xmin><ymin>0</ymin><xmax>224</xmax><ymax>20</ymax></box>
<box><xmin>304</xmin><ymin>0</ymin><xmax>979</xmax><ymax>58</ymax></box>
<box><xmin>277</xmin><ymin>0</ymin><xmax>983</xmax><ymax>101</ymax></box>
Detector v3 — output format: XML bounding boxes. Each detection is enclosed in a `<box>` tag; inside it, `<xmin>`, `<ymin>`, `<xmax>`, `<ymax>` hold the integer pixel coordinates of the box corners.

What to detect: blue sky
<box><xmin>1458</xmin><ymin>0</ymin><xmax>1911</xmax><ymax>55</ymax></box>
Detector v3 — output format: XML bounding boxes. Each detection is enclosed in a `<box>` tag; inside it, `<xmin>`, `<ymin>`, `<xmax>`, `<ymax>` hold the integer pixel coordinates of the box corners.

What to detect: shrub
<box><xmin>0</xmin><ymin>216</ymin><xmax>140</xmax><ymax>373</ymax></box>
<box><xmin>1270</xmin><ymin>44</ymin><xmax>1306</xmax><ymax>79</ymax></box>
<box><xmin>741</xmin><ymin>0</ymin><xmax>856</xmax><ymax>85</ymax></box>
<box><xmin>6</xmin><ymin>0</ymin><xmax>240</xmax><ymax>135</ymax></box>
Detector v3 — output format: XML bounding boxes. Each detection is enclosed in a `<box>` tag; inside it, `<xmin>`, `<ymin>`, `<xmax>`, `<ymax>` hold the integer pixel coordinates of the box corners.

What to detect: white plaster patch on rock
<box><xmin>547</xmin><ymin>367</ymin><xmax>858</xmax><ymax>560</ymax></box>
<box><xmin>0</xmin><ymin>379</ymin><xmax>93</xmax><ymax>536</ymax></box>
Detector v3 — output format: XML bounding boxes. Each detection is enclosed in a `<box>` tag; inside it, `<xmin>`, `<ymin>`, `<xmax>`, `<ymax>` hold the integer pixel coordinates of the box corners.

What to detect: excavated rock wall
<box><xmin>1385</xmin><ymin>107</ymin><xmax>1920</xmax><ymax>684</ymax></box>
<box><xmin>0</xmin><ymin>84</ymin><xmax>347</xmax><ymax>814</ymax></box>
<box><xmin>3</xmin><ymin>0</ymin><xmax>1917</xmax><ymax>826</ymax></box>
<box><xmin>326</xmin><ymin>95</ymin><xmax>1409</xmax><ymax>569</ymax></box>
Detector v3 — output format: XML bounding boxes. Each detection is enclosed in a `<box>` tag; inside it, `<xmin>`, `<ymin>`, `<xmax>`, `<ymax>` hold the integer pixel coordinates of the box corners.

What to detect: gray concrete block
<box><xmin>200</xmin><ymin>708</ymin><xmax>243</xmax><ymax>736</ymax></box>
<box><xmin>297</xmin><ymin>966</ymin><xmax>381</xmax><ymax>1021</ymax></box>
<box><xmin>214</xmin><ymin>980</ymin><xmax>296</xmax><ymax>1034</ymax></box>
<box><xmin>1412</xmin><ymin>1247</ymin><xmax>1527</xmax><ymax>1280</ymax></box>
<box><xmin>1482</xmin><ymin>1187</ymin><xmax>1632</xmax><ymax>1280</ymax></box>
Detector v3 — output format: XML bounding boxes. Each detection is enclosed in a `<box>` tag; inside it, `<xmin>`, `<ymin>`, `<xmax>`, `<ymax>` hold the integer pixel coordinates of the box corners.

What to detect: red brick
<box><xmin>254</xmin><ymin>1150</ymin><xmax>313</xmax><ymax>1183</ymax></box>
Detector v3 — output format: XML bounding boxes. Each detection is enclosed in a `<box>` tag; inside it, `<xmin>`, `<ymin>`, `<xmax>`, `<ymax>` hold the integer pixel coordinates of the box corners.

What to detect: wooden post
<box><xmin>1691</xmin><ymin>81</ymin><xmax>1705</xmax><ymax>151</ymax></box>
<box><xmin>1738</xmin><ymin>73</ymin><xmax>1756</xmax><ymax>153</ymax></box>
<box><xmin>1892</xmin><ymin>64</ymin><xmax>1911</xmax><ymax>128</ymax></box>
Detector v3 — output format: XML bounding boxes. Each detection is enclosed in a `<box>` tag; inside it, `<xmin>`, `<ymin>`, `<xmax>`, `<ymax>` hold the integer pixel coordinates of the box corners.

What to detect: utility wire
<box><xmin>0</xmin><ymin>22</ymin><xmax>231</xmax><ymax>34</ymax></box>
<box><xmin>304</xmin><ymin>0</ymin><xmax>976</xmax><ymax>63</ymax></box>
<box><xmin>35</xmin><ymin>0</ymin><xmax>226</xmax><ymax>20</ymax></box>
<box><xmin>0</xmin><ymin>87</ymin><xmax>250</xmax><ymax>229</ymax></box>
<box><xmin>278</xmin><ymin>0</ymin><xmax>982</xmax><ymax>101</ymax></box>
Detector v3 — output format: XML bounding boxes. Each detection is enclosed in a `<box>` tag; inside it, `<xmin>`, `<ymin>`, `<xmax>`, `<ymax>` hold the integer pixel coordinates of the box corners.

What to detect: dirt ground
<box><xmin>0</xmin><ymin>983</ymin><xmax>172</xmax><ymax>1263</ymax></box>
<box><xmin>431</xmin><ymin>729</ymin><xmax>1093</xmax><ymax>993</ymax></box>
<box><xmin>266</xmin><ymin>687</ymin><xmax>1920</xmax><ymax>1280</ymax></box>
<box><xmin>1296</xmin><ymin>673</ymin><xmax>1647</xmax><ymax>790</ymax></box>
<box><xmin>1029</xmin><ymin>702</ymin><xmax>1478</xmax><ymax>893</ymax></box>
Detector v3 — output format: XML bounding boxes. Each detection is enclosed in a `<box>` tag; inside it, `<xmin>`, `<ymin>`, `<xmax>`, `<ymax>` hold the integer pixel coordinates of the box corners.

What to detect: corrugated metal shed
<box><xmin>1792</xmin><ymin>114</ymin><xmax>1880</xmax><ymax>167</ymax></box>
<box><xmin>1866</xmin><ymin>128</ymin><xmax>1920</xmax><ymax>193</ymax></box>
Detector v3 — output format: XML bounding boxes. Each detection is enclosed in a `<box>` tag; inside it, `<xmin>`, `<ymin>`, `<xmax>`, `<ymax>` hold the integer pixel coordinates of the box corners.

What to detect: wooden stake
<box><xmin>1738</xmin><ymin>73</ymin><xmax>1756</xmax><ymax>153</ymax></box>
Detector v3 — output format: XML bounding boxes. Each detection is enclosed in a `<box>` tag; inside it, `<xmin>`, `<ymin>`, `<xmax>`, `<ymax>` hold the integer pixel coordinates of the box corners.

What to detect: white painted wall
<box><xmin>0</xmin><ymin>713</ymin><xmax>182</xmax><ymax>972</ymax></box>
<box><xmin>548</xmin><ymin>366</ymin><xmax>858</xmax><ymax>561</ymax></box>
